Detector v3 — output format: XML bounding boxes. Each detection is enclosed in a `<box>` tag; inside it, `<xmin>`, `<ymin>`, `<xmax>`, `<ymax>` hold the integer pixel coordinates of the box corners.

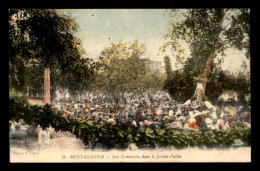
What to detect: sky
<box><xmin>66</xmin><ymin>9</ymin><xmax>250</xmax><ymax>75</ymax></box>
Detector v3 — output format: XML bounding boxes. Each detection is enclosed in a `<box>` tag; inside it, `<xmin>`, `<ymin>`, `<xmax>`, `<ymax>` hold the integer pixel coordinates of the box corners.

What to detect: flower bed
<box><xmin>9</xmin><ymin>98</ymin><xmax>251</xmax><ymax>149</ymax></box>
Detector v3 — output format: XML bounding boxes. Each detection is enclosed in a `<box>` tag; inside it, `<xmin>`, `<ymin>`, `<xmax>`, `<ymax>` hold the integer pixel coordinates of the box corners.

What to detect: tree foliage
<box><xmin>223</xmin><ymin>9</ymin><xmax>250</xmax><ymax>58</ymax></box>
<box><xmin>141</xmin><ymin>70</ymin><xmax>166</xmax><ymax>91</ymax></box>
<box><xmin>162</xmin><ymin>9</ymin><xmax>250</xmax><ymax>102</ymax></box>
<box><xmin>164</xmin><ymin>70</ymin><xmax>194</xmax><ymax>102</ymax></box>
<box><xmin>165</xmin><ymin>68</ymin><xmax>250</xmax><ymax>103</ymax></box>
<box><xmin>89</xmin><ymin>41</ymin><xmax>165</xmax><ymax>94</ymax></box>
<box><xmin>9</xmin><ymin>9</ymin><xmax>96</xmax><ymax>96</ymax></box>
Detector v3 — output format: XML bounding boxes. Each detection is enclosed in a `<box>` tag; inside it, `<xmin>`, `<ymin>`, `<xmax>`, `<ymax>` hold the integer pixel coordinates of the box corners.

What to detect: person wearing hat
<box><xmin>10</xmin><ymin>122</ymin><xmax>28</xmax><ymax>147</ymax></box>
<box><xmin>135</xmin><ymin>106</ymin><xmax>146</xmax><ymax>127</ymax></box>
<box><xmin>193</xmin><ymin>79</ymin><xmax>205</xmax><ymax>102</ymax></box>
<box><xmin>9</xmin><ymin>121</ymin><xmax>15</xmax><ymax>133</ymax></box>
<box><xmin>205</xmin><ymin>118</ymin><xmax>215</xmax><ymax>129</ymax></box>
<box><xmin>38</xmin><ymin>127</ymin><xmax>51</xmax><ymax>150</ymax></box>
<box><xmin>146</xmin><ymin>105</ymin><xmax>153</xmax><ymax>117</ymax></box>
<box><xmin>175</xmin><ymin>106</ymin><xmax>182</xmax><ymax>117</ymax></box>
<box><xmin>190</xmin><ymin>97</ymin><xmax>199</xmax><ymax>109</ymax></box>
<box><xmin>128</xmin><ymin>104</ymin><xmax>137</xmax><ymax>121</ymax></box>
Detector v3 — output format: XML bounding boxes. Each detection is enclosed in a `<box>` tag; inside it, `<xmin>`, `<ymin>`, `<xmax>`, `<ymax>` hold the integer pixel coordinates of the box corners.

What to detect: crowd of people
<box><xmin>9</xmin><ymin>120</ymin><xmax>55</xmax><ymax>149</ymax></box>
<box><xmin>53</xmin><ymin>91</ymin><xmax>251</xmax><ymax>130</ymax></box>
<box><xmin>9</xmin><ymin>90</ymin><xmax>251</xmax><ymax>150</ymax></box>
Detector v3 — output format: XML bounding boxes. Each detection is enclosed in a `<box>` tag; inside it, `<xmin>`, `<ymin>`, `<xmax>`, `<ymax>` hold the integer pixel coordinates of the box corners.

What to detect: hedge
<box><xmin>9</xmin><ymin>98</ymin><xmax>251</xmax><ymax>149</ymax></box>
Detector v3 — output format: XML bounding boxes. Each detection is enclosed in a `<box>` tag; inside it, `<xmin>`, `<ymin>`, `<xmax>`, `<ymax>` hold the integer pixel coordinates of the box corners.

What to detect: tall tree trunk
<box><xmin>195</xmin><ymin>51</ymin><xmax>217</xmax><ymax>101</ymax></box>
<box><xmin>193</xmin><ymin>9</ymin><xmax>226</xmax><ymax>102</ymax></box>
<box><xmin>44</xmin><ymin>67</ymin><xmax>51</xmax><ymax>104</ymax></box>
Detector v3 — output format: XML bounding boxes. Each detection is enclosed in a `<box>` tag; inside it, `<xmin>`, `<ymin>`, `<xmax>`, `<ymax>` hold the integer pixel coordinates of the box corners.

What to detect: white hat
<box><xmin>194</xmin><ymin>110</ymin><xmax>208</xmax><ymax>117</ymax></box>
<box><xmin>205</xmin><ymin>118</ymin><xmax>212</xmax><ymax>124</ymax></box>
<box><xmin>183</xmin><ymin>100</ymin><xmax>191</xmax><ymax>105</ymax></box>
<box><xmin>191</xmin><ymin>103</ymin><xmax>199</xmax><ymax>109</ymax></box>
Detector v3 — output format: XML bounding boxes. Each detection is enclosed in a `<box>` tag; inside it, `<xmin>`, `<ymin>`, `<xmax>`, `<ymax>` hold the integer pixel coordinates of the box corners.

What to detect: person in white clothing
<box><xmin>38</xmin><ymin>126</ymin><xmax>51</xmax><ymax>150</ymax></box>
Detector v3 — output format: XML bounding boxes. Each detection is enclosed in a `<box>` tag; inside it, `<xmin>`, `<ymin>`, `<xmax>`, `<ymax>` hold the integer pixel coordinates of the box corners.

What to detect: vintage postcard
<box><xmin>9</xmin><ymin>9</ymin><xmax>251</xmax><ymax>163</ymax></box>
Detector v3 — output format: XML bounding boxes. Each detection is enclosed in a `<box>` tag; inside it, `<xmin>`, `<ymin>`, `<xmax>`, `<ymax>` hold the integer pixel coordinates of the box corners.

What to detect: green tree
<box><xmin>141</xmin><ymin>69</ymin><xmax>166</xmax><ymax>91</ymax></box>
<box><xmin>89</xmin><ymin>41</ymin><xmax>151</xmax><ymax>100</ymax></box>
<box><xmin>90</xmin><ymin>41</ymin><xmax>166</xmax><ymax>96</ymax></box>
<box><xmin>55</xmin><ymin>58</ymin><xmax>98</xmax><ymax>103</ymax></box>
<box><xmin>162</xmin><ymin>9</ymin><xmax>250</xmax><ymax>102</ymax></box>
<box><xmin>9</xmin><ymin>9</ymin><xmax>94</xmax><ymax>103</ymax></box>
